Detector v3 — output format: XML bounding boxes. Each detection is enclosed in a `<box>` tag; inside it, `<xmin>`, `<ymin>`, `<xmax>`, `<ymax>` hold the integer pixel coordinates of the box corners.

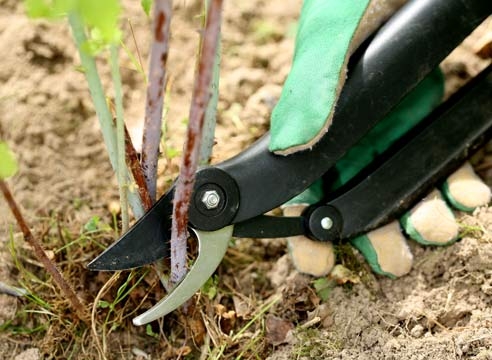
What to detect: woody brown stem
<box><xmin>0</xmin><ymin>180</ymin><xmax>89</xmax><ymax>324</ymax></box>
<box><xmin>141</xmin><ymin>0</ymin><xmax>173</xmax><ymax>203</ymax></box>
<box><xmin>170</xmin><ymin>0</ymin><xmax>223</xmax><ymax>285</ymax></box>
<box><xmin>124</xmin><ymin>125</ymin><xmax>153</xmax><ymax>211</ymax></box>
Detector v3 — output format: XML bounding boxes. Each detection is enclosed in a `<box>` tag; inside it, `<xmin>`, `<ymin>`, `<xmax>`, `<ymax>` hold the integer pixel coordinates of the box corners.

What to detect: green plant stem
<box><xmin>110</xmin><ymin>45</ymin><xmax>129</xmax><ymax>233</ymax></box>
<box><xmin>68</xmin><ymin>12</ymin><xmax>144</xmax><ymax>219</ymax></box>
<box><xmin>199</xmin><ymin>0</ymin><xmax>221</xmax><ymax>165</ymax></box>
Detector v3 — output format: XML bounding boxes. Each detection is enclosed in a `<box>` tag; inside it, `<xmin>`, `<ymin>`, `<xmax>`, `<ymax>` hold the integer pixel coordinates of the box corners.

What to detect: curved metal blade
<box><xmin>132</xmin><ymin>225</ymin><xmax>233</xmax><ymax>326</ymax></box>
<box><xmin>87</xmin><ymin>189</ymin><xmax>174</xmax><ymax>271</ymax></box>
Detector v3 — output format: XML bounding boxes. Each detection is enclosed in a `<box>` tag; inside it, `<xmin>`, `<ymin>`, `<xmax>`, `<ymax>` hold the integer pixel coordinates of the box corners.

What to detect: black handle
<box><xmin>316</xmin><ymin>65</ymin><xmax>492</xmax><ymax>241</ymax></box>
<box><xmin>231</xmin><ymin>65</ymin><xmax>492</xmax><ymax>241</ymax></box>
<box><xmin>190</xmin><ymin>0</ymin><xmax>492</xmax><ymax>230</ymax></box>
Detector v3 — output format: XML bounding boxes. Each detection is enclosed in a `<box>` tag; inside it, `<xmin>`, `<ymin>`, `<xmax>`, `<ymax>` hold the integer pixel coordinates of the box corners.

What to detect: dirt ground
<box><xmin>1</xmin><ymin>0</ymin><xmax>492</xmax><ymax>359</ymax></box>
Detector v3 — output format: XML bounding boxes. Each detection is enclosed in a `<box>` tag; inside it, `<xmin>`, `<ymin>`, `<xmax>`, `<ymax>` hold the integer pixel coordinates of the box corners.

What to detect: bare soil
<box><xmin>1</xmin><ymin>0</ymin><xmax>491</xmax><ymax>359</ymax></box>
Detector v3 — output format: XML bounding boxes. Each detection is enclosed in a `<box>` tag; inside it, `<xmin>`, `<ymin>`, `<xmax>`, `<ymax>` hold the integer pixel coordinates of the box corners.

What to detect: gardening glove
<box><xmin>282</xmin><ymin>68</ymin><xmax>491</xmax><ymax>278</ymax></box>
<box><xmin>270</xmin><ymin>0</ymin><xmax>409</xmax><ymax>276</ymax></box>
<box><xmin>269</xmin><ymin>0</ymin><xmax>409</xmax><ymax>155</ymax></box>
<box><xmin>351</xmin><ymin>163</ymin><xmax>490</xmax><ymax>278</ymax></box>
<box><xmin>270</xmin><ymin>0</ymin><xmax>491</xmax><ymax>277</ymax></box>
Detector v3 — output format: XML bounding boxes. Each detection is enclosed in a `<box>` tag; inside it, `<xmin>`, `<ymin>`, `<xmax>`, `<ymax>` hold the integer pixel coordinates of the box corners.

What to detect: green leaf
<box><xmin>0</xmin><ymin>142</ymin><xmax>18</xmax><ymax>179</ymax></box>
<box><xmin>83</xmin><ymin>215</ymin><xmax>100</xmax><ymax>232</ymax></box>
<box><xmin>313</xmin><ymin>277</ymin><xmax>335</xmax><ymax>302</ymax></box>
<box><xmin>146</xmin><ymin>324</ymin><xmax>159</xmax><ymax>338</ymax></box>
<box><xmin>24</xmin><ymin>0</ymin><xmax>52</xmax><ymax>17</ymax></box>
<box><xmin>76</xmin><ymin>0</ymin><xmax>121</xmax><ymax>44</ymax></box>
<box><xmin>141</xmin><ymin>0</ymin><xmax>152</xmax><ymax>16</ymax></box>
<box><xmin>24</xmin><ymin>0</ymin><xmax>73</xmax><ymax>18</ymax></box>
<box><xmin>25</xmin><ymin>0</ymin><xmax>122</xmax><ymax>48</ymax></box>
<box><xmin>116</xmin><ymin>274</ymin><xmax>131</xmax><ymax>299</ymax></box>
<box><xmin>201</xmin><ymin>275</ymin><xmax>218</xmax><ymax>300</ymax></box>
<box><xmin>98</xmin><ymin>300</ymin><xmax>111</xmax><ymax>309</ymax></box>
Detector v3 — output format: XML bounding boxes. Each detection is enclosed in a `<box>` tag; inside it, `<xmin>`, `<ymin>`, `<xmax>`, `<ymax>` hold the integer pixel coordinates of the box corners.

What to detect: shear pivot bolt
<box><xmin>201</xmin><ymin>190</ymin><xmax>221</xmax><ymax>210</ymax></box>
<box><xmin>321</xmin><ymin>217</ymin><xmax>333</xmax><ymax>230</ymax></box>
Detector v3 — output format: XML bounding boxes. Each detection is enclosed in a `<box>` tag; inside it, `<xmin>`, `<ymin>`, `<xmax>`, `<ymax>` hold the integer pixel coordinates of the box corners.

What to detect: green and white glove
<box><xmin>283</xmin><ymin>71</ymin><xmax>491</xmax><ymax>278</ymax></box>
<box><xmin>270</xmin><ymin>0</ymin><xmax>491</xmax><ymax>278</ymax></box>
<box><xmin>270</xmin><ymin>0</ymin><xmax>408</xmax><ymax>155</ymax></box>
<box><xmin>350</xmin><ymin>162</ymin><xmax>490</xmax><ymax>278</ymax></box>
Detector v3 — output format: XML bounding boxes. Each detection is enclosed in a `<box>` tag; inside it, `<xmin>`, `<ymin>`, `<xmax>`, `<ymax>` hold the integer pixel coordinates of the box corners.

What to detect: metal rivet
<box><xmin>321</xmin><ymin>217</ymin><xmax>333</xmax><ymax>230</ymax></box>
<box><xmin>201</xmin><ymin>190</ymin><xmax>221</xmax><ymax>209</ymax></box>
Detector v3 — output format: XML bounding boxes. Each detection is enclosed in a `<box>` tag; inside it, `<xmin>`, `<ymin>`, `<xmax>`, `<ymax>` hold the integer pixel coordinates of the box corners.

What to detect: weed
<box><xmin>458</xmin><ymin>222</ymin><xmax>485</xmax><ymax>239</ymax></box>
<box><xmin>201</xmin><ymin>275</ymin><xmax>220</xmax><ymax>300</ymax></box>
<box><xmin>205</xmin><ymin>295</ymin><xmax>280</xmax><ymax>359</ymax></box>
<box><xmin>292</xmin><ymin>327</ymin><xmax>344</xmax><ymax>359</ymax></box>
<box><xmin>5</xmin><ymin>223</ymin><xmax>91</xmax><ymax>356</ymax></box>
<box><xmin>335</xmin><ymin>243</ymin><xmax>367</xmax><ymax>287</ymax></box>
<box><xmin>312</xmin><ymin>277</ymin><xmax>336</xmax><ymax>302</ymax></box>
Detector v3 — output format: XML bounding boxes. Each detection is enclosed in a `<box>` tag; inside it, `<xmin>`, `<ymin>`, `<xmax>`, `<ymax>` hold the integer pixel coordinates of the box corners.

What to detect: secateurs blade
<box><xmin>88</xmin><ymin>0</ymin><xmax>492</xmax><ymax>325</ymax></box>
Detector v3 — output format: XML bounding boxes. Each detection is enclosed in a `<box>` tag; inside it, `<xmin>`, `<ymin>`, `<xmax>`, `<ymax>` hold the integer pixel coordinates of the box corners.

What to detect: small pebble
<box><xmin>384</xmin><ymin>338</ymin><xmax>401</xmax><ymax>350</ymax></box>
<box><xmin>14</xmin><ymin>348</ymin><xmax>40</xmax><ymax>360</ymax></box>
<box><xmin>410</xmin><ymin>324</ymin><xmax>425</xmax><ymax>338</ymax></box>
<box><xmin>132</xmin><ymin>347</ymin><xmax>149</xmax><ymax>359</ymax></box>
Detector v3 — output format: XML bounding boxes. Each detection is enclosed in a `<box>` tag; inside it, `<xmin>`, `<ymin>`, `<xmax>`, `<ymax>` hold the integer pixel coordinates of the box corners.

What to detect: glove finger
<box><xmin>287</xmin><ymin>236</ymin><xmax>336</xmax><ymax>277</ymax></box>
<box><xmin>400</xmin><ymin>189</ymin><xmax>459</xmax><ymax>246</ymax></box>
<box><xmin>401</xmin><ymin>162</ymin><xmax>491</xmax><ymax>246</ymax></box>
<box><xmin>442</xmin><ymin>162</ymin><xmax>491</xmax><ymax>212</ymax></box>
<box><xmin>350</xmin><ymin>221</ymin><xmax>413</xmax><ymax>279</ymax></box>
<box><xmin>283</xmin><ymin>204</ymin><xmax>335</xmax><ymax>277</ymax></box>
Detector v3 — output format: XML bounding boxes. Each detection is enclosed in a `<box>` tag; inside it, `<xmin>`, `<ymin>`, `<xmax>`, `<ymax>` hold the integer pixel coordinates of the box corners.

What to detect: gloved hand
<box><xmin>269</xmin><ymin>0</ymin><xmax>409</xmax><ymax>155</ymax></box>
<box><xmin>282</xmin><ymin>69</ymin><xmax>491</xmax><ymax>278</ymax></box>
<box><xmin>270</xmin><ymin>0</ymin><xmax>491</xmax><ymax>278</ymax></box>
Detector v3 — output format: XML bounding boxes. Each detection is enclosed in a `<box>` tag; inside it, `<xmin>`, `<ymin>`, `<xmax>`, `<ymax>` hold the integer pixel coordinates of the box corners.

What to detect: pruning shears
<box><xmin>88</xmin><ymin>0</ymin><xmax>492</xmax><ymax>325</ymax></box>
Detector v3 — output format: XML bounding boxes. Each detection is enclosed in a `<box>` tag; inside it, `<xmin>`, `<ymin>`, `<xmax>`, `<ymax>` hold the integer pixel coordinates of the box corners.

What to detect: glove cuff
<box><xmin>269</xmin><ymin>0</ymin><xmax>409</xmax><ymax>155</ymax></box>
